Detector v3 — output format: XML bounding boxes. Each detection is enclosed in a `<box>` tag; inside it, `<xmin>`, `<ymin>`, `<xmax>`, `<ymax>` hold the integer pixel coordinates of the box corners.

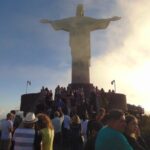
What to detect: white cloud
<box><xmin>90</xmin><ymin>0</ymin><xmax>150</xmax><ymax>113</ymax></box>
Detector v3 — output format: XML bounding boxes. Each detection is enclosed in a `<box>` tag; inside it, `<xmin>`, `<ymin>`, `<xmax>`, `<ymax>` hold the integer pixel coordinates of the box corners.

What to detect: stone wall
<box><xmin>20</xmin><ymin>90</ymin><xmax>127</xmax><ymax>113</ymax></box>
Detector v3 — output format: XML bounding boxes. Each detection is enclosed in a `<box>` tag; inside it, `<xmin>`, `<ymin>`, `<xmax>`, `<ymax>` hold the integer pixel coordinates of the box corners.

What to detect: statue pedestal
<box><xmin>72</xmin><ymin>61</ymin><xmax>90</xmax><ymax>84</ymax></box>
<box><xmin>20</xmin><ymin>85</ymin><xmax>127</xmax><ymax>114</ymax></box>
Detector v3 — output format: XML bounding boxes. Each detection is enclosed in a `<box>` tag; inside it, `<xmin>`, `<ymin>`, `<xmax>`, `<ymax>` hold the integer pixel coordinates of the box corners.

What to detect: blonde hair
<box><xmin>71</xmin><ymin>114</ymin><xmax>81</xmax><ymax>124</ymax></box>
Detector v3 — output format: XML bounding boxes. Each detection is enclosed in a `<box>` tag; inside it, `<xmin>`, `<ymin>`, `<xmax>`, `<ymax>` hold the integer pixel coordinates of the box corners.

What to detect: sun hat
<box><xmin>23</xmin><ymin>112</ymin><xmax>38</xmax><ymax>123</ymax></box>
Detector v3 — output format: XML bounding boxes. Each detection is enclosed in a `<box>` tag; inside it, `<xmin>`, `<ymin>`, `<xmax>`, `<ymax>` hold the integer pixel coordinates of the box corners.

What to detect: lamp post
<box><xmin>111</xmin><ymin>80</ymin><xmax>116</xmax><ymax>92</ymax></box>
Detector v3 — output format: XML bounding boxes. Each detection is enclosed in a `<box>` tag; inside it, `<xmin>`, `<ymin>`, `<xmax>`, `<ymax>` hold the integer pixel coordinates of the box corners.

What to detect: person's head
<box><xmin>71</xmin><ymin>114</ymin><xmax>81</xmax><ymax>124</ymax></box>
<box><xmin>36</xmin><ymin>113</ymin><xmax>54</xmax><ymax>130</ymax></box>
<box><xmin>107</xmin><ymin>109</ymin><xmax>126</xmax><ymax>132</ymax></box>
<box><xmin>23</xmin><ymin>112</ymin><xmax>38</xmax><ymax>128</ymax></box>
<box><xmin>81</xmin><ymin>111</ymin><xmax>88</xmax><ymax>120</ymax></box>
<box><xmin>76</xmin><ymin>4</ymin><xmax>84</xmax><ymax>17</ymax></box>
<box><xmin>99</xmin><ymin>108</ymin><xmax>106</xmax><ymax>115</ymax></box>
<box><xmin>7</xmin><ymin>113</ymin><xmax>13</xmax><ymax>120</ymax></box>
<box><xmin>96</xmin><ymin>108</ymin><xmax>106</xmax><ymax>121</ymax></box>
<box><xmin>125</xmin><ymin>115</ymin><xmax>138</xmax><ymax>135</ymax></box>
<box><xmin>54</xmin><ymin>111</ymin><xmax>60</xmax><ymax>117</ymax></box>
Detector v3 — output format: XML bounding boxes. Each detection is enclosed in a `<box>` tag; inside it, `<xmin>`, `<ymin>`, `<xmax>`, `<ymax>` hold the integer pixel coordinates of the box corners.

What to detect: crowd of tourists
<box><xmin>36</xmin><ymin>85</ymin><xmax>109</xmax><ymax>117</ymax></box>
<box><xmin>0</xmin><ymin>86</ymin><xmax>149</xmax><ymax>150</ymax></box>
<box><xmin>0</xmin><ymin>109</ymin><xmax>149</xmax><ymax>150</ymax></box>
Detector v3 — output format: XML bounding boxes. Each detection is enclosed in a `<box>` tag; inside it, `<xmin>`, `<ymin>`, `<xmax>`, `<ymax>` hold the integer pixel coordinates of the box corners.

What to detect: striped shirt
<box><xmin>13</xmin><ymin>128</ymin><xmax>35</xmax><ymax>150</ymax></box>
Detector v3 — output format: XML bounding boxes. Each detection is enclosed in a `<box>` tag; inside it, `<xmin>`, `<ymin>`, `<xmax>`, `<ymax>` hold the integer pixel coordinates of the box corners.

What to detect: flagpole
<box><xmin>26</xmin><ymin>80</ymin><xmax>31</xmax><ymax>94</ymax></box>
<box><xmin>111</xmin><ymin>80</ymin><xmax>116</xmax><ymax>93</ymax></box>
<box><xmin>114</xmin><ymin>81</ymin><xmax>116</xmax><ymax>92</ymax></box>
<box><xmin>26</xmin><ymin>81</ymin><xmax>28</xmax><ymax>94</ymax></box>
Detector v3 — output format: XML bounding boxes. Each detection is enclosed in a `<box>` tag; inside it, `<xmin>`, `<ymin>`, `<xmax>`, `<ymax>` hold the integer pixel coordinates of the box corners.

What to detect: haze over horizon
<box><xmin>0</xmin><ymin>0</ymin><xmax>150</xmax><ymax>118</ymax></box>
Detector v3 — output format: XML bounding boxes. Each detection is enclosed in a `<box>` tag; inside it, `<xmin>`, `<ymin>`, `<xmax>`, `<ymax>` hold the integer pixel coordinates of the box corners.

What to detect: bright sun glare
<box><xmin>127</xmin><ymin>19</ymin><xmax>150</xmax><ymax>112</ymax></box>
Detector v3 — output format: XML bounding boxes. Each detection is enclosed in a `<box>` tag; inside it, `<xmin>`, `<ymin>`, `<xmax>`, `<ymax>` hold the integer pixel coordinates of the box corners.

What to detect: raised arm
<box><xmin>109</xmin><ymin>16</ymin><xmax>121</xmax><ymax>21</ymax></box>
<box><xmin>89</xmin><ymin>16</ymin><xmax>121</xmax><ymax>31</ymax></box>
<box><xmin>40</xmin><ymin>18</ymin><xmax>71</xmax><ymax>31</ymax></box>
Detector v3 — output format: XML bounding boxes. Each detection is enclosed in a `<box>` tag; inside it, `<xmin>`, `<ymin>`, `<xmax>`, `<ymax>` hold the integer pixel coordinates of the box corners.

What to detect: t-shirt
<box><xmin>13</xmin><ymin>128</ymin><xmax>35</xmax><ymax>150</ymax></box>
<box><xmin>40</xmin><ymin>128</ymin><xmax>54</xmax><ymax>150</ymax></box>
<box><xmin>52</xmin><ymin>115</ymin><xmax>64</xmax><ymax>133</ymax></box>
<box><xmin>95</xmin><ymin>126</ymin><xmax>133</xmax><ymax>150</ymax></box>
<box><xmin>1</xmin><ymin>119</ymin><xmax>13</xmax><ymax>140</ymax></box>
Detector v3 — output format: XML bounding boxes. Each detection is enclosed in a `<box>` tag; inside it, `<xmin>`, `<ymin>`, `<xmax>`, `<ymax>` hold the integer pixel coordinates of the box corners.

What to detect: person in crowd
<box><xmin>10</xmin><ymin>111</ymin><xmax>24</xmax><ymax>150</ymax></box>
<box><xmin>13</xmin><ymin>112</ymin><xmax>38</xmax><ymax>150</ymax></box>
<box><xmin>83</xmin><ymin>108</ymin><xmax>105</xmax><ymax>150</ymax></box>
<box><xmin>86</xmin><ymin>111</ymin><xmax>103</xmax><ymax>140</ymax></box>
<box><xmin>124</xmin><ymin>114</ymin><xmax>149</xmax><ymax>150</ymax></box>
<box><xmin>54</xmin><ymin>96</ymin><xmax>65</xmax><ymax>110</ymax></box>
<box><xmin>52</xmin><ymin>108</ymin><xmax>64</xmax><ymax>150</ymax></box>
<box><xmin>13</xmin><ymin>111</ymin><xmax>24</xmax><ymax>130</ymax></box>
<box><xmin>84</xmin><ymin>121</ymin><xmax>100</xmax><ymax>150</ymax></box>
<box><xmin>96</xmin><ymin>107</ymin><xmax>106</xmax><ymax>123</ymax></box>
<box><xmin>0</xmin><ymin>113</ymin><xmax>13</xmax><ymax>150</ymax></box>
<box><xmin>70</xmin><ymin>114</ymin><xmax>83</xmax><ymax>150</ymax></box>
<box><xmin>61</xmin><ymin>109</ymin><xmax>71</xmax><ymax>150</ymax></box>
<box><xmin>36</xmin><ymin>113</ymin><xmax>54</xmax><ymax>150</ymax></box>
<box><xmin>95</xmin><ymin>109</ymin><xmax>133</xmax><ymax>150</ymax></box>
<box><xmin>81</xmin><ymin>111</ymin><xmax>89</xmax><ymax>145</ymax></box>
<box><xmin>10</xmin><ymin>111</ymin><xmax>16</xmax><ymax>122</ymax></box>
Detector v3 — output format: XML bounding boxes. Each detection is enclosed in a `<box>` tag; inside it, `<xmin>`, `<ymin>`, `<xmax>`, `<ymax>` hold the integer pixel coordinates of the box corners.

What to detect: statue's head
<box><xmin>76</xmin><ymin>4</ymin><xmax>84</xmax><ymax>17</ymax></box>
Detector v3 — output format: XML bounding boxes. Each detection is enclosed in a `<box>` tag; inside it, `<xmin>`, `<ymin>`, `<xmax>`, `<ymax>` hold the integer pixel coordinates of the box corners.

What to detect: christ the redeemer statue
<box><xmin>40</xmin><ymin>4</ymin><xmax>121</xmax><ymax>84</ymax></box>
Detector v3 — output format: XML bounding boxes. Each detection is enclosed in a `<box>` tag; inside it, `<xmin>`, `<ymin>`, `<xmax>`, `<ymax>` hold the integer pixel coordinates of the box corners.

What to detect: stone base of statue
<box><xmin>68</xmin><ymin>83</ymin><xmax>127</xmax><ymax>111</ymax></box>
<box><xmin>106</xmin><ymin>93</ymin><xmax>127</xmax><ymax>111</ymax></box>
<box><xmin>20</xmin><ymin>93</ymin><xmax>41</xmax><ymax>113</ymax></box>
<box><xmin>72</xmin><ymin>61</ymin><xmax>90</xmax><ymax>83</ymax></box>
<box><xmin>20</xmin><ymin>87</ymin><xmax>128</xmax><ymax>114</ymax></box>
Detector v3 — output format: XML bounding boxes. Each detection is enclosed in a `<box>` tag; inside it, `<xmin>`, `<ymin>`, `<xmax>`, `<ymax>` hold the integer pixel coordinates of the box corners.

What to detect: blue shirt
<box><xmin>95</xmin><ymin>126</ymin><xmax>133</xmax><ymax>150</ymax></box>
<box><xmin>1</xmin><ymin>119</ymin><xmax>13</xmax><ymax>140</ymax></box>
<box><xmin>13</xmin><ymin>128</ymin><xmax>35</xmax><ymax>150</ymax></box>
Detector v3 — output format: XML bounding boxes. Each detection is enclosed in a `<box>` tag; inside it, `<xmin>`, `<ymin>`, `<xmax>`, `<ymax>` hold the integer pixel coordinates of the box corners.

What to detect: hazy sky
<box><xmin>0</xmin><ymin>0</ymin><xmax>150</xmax><ymax>117</ymax></box>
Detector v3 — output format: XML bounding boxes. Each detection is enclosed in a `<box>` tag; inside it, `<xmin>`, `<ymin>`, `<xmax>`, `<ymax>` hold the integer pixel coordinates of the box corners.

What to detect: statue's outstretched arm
<box><xmin>109</xmin><ymin>16</ymin><xmax>121</xmax><ymax>21</ymax></box>
<box><xmin>40</xmin><ymin>18</ymin><xmax>70</xmax><ymax>31</ymax></box>
<box><xmin>40</xmin><ymin>19</ymin><xmax>52</xmax><ymax>24</ymax></box>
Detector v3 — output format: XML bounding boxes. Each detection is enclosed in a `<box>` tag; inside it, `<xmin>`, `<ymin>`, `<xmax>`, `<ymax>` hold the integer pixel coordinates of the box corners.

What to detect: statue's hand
<box><xmin>110</xmin><ymin>16</ymin><xmax>121</xmax><ymax>21</ymax></box>
<box><xmin>40</xmin><ymin>19</ymin><xmax>52</xmax><ymax>24</ymax></box>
